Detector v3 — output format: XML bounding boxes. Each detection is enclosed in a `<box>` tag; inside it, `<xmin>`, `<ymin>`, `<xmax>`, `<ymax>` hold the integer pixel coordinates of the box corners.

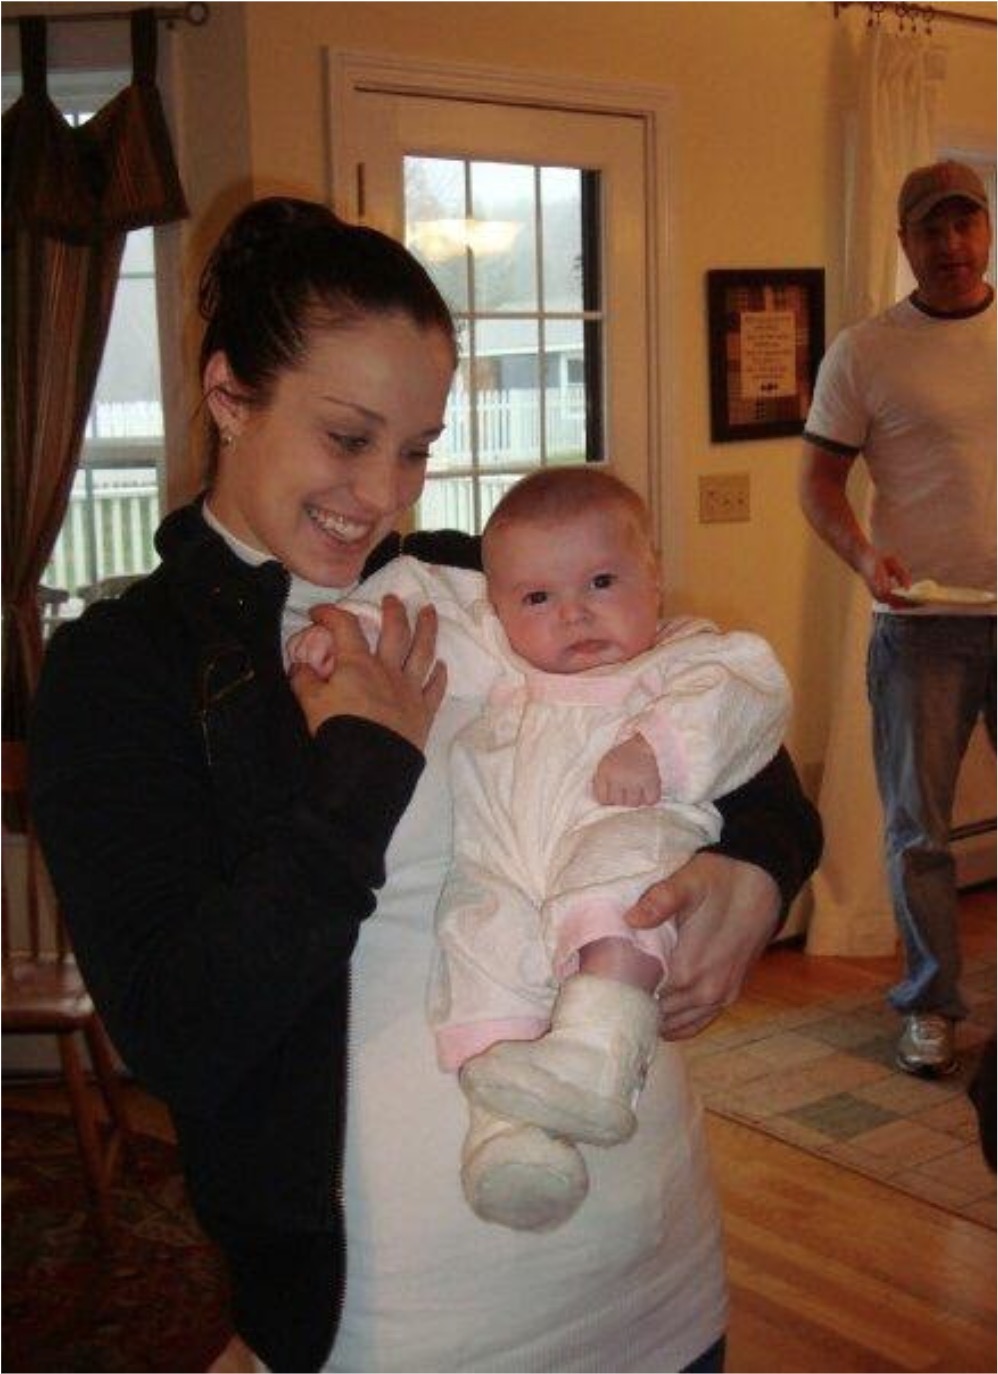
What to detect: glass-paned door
<box><xmin>405</xmin><ymin>156</ymin><xmax>602</xmax><ymax>530</ymax></box>
<box><xmin>336</xmin><ymin>85</ymin><xmax>654</xmax><ymax>532</ymax></box>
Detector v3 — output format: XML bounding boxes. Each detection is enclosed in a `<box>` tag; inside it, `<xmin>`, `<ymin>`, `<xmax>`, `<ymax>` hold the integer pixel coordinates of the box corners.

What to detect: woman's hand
<box><xmin>625</xmin><ymin>852</ymin><xmax>780</xmax><ymax>1039</ymax></box>
<box><xmin>207</xmin><ymin>1334</ymin><xmax>264</xmax><ymax>1372</ymax></box>
<box><xmin>289</xmin><ymin>594</ymin><xmax>447</xmax><ymax>750</ymax></box>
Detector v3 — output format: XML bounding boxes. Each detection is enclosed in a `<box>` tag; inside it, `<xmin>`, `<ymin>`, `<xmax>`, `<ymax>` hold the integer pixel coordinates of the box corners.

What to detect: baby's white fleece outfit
<box><xmin>287</xmin><ymin>555</ymin><xmax>791</xmax><ymax>1228</ymax></box>
<box><xmin>430</xmin><ymin>597</ymin><xmax>791</xmax><ymax>1072</ymax></box>
<box><xmin>285</xmin><ymin>554</ymin><xmax>791</xmax><ymax>1068</ymax></box>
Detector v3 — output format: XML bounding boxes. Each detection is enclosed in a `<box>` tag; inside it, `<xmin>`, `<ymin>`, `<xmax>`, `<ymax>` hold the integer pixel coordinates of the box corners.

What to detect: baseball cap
<box><xmin>898</xmin><ymin>160</ymin><xmax>990</xmax><ymax>227</ymax></box>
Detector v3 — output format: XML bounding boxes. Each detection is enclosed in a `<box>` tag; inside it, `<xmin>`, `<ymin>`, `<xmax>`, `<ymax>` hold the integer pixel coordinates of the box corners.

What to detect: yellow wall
<box><xmin>171</xmin><ymin>0</ymin><xmax>995</xmax><ymax>783</ymax></box>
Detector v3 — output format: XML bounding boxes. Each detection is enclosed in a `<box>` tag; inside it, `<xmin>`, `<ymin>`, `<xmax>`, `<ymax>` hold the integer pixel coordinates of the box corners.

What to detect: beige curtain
<box><xmin>806</xmin><ymin>26</ymin><xmax>944</xmax><ymax>957</ymax></box>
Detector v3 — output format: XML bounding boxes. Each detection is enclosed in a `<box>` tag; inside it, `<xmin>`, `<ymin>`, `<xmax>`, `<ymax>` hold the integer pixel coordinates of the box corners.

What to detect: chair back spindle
<box><xmin>3</xmin><ymin>742</ymin><xmax>71</xmax><ymax>964</ymax></box>
<box><xmin>2</xmin><ymin>738</ymin><xmax>131</xmax><ymax>1226</ymax></box>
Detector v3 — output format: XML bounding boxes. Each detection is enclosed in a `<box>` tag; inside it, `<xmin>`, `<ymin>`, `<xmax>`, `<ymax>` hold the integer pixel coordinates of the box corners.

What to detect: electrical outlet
<box><xmin>699</xmin><ymin>472</ymin><xmax>750</xmax><ymax>523</ymax></box>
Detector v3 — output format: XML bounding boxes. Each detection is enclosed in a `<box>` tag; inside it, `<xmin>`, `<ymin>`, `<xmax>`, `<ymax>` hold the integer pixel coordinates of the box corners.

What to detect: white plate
<box><xmin>893</xmin><ymin>579</ymin><xmax>997</xmax><ymax>607</ymax></box>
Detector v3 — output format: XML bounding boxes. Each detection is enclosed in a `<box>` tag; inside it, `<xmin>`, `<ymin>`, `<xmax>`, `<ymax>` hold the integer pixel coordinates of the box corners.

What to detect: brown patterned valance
<box><xmin>2</xmin><ymin>8</ymin><xmax>188</xmax><ymax>245</ymax></box>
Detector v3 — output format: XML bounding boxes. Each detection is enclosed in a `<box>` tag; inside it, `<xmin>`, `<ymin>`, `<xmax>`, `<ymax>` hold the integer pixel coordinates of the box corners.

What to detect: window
<box><xmin>45</xmin><ymin>217</ymin><xmax>164</xmax><ymax>609</ymax></box>
<box><xmin>3</xmin><ymin>74</ymin><xmax>166</xmax><ymax>625</ymax></box>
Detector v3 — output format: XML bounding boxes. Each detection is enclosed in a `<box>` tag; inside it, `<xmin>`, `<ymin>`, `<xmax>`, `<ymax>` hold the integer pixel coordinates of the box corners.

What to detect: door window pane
<box><xmin>470</xmin><ymin>161</ymin><xmax>536</xmax><ymax>313</ymax></box>
<box><xmin>544</xmin><ymin>320</ymin><xmax>587</xmax><ymax>464</ymax></box>
<box><xmin>542</xmin><ymin>167</ymin><xmax>585</xmax><ymax>313</ymax></box>
<box><xmin>406</xmin><ymin>154</ymin><xmax>603</xmax><ymax>533</ymax></box>
<box><xmin>405</xmin><ymin>156</ymin><xmax>469</xmax><ymax>313</ymax></box>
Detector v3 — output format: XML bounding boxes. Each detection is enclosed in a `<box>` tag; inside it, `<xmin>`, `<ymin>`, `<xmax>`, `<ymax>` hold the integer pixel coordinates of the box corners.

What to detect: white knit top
<box><xmin>325</xmin><ymin>582</ymin><xmax>728</xmax><ymax>1372</ymax></box>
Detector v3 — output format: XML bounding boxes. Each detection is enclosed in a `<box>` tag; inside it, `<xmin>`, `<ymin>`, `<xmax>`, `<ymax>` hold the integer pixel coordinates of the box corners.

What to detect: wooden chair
<box><xmin>2</xmin><ymin>740</ymin><xmax>131</xmax><ymax>1223</ymax></box>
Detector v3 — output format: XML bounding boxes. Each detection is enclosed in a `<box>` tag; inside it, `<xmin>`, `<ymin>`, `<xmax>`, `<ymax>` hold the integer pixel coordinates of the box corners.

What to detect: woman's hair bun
<box><xmin>197</xmin><ymin>193</ymin><xmax>455</xmax><ymax>417</ymax></box>
<box><xmin>199</xmin><ymin>196</ymin><xmax>342</xmax><ymax>321</ymax></box>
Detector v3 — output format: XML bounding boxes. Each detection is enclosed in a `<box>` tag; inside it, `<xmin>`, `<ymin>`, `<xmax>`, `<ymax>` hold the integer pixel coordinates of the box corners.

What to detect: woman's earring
<box><xmin>220</xmin><ymin>429</ymin><xmax>235</xmax><ymax>448</ymax></box>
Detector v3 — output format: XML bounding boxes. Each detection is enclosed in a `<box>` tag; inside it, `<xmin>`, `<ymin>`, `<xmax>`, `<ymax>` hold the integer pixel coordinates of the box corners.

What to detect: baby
<box><xmin>288</xmin><ymin>467</ymin><xmax>791</xmax><ymax>1232</ymax></box>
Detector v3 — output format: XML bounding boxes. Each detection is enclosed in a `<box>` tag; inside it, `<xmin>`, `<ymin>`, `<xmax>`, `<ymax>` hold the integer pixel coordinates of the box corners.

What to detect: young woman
<box><xmin>30</xmin><ymin>197</ymin><xmax>822</xmax><ymax>1373</ymax></box>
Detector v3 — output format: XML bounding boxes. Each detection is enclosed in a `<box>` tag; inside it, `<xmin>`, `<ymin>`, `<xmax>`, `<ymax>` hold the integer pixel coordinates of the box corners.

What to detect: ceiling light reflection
<box><xmin>407</xmin><ymin>218</ymin><xmax>523</xmax><ymax>262</ymax></box>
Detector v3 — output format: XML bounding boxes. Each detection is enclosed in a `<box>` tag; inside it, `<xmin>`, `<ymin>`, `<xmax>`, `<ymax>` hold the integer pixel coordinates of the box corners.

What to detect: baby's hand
<box><xmin>289</xmin><ymin>598</ymin><xmax>445</xmax><ymax>747</ymax></box>
<box><xmin>593</xmin><ymin>735</ymin><xmax>661</xmax><ymax>807</ymax></box>
<box><xmin>287</xmin><ymin>623</ymin><xmax>337</xmax><ymax>679</ymax></box>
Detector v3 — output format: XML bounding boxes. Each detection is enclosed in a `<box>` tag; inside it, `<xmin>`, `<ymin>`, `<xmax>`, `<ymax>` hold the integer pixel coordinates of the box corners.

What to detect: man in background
<box><xmin>799</xmin><ymin>160</ymin><xmax>995</xmax><ymax>1077</ymax></box>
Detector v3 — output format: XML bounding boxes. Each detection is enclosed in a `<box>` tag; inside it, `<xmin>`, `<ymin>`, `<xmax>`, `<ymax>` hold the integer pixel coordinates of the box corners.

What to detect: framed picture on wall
<box><xmin>707</xmin><ymin>268</ymin><xmax>825</xmax><ymax>443</ymax></box>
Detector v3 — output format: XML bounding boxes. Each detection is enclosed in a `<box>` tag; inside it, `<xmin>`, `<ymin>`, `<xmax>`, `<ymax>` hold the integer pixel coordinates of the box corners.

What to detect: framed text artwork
<box><xmin>707</xmin><ymin>269</ymin><xmax>825</xmax><ymax>443</ymax></box>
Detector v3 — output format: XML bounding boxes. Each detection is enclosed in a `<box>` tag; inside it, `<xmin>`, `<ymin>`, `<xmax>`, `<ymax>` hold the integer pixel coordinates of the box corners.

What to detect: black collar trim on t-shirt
<box><xmin>909</xmin><ymin>285</ymin><xmax>994</xmax><ymax>320</ymax></box>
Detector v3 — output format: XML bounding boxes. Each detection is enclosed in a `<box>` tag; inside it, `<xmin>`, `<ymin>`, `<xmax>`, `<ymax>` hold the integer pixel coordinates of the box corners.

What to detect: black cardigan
<box><xmin>29</xmin><ymin>500</ymin><xmax>822</xmax><ymax>1371</ymax></box>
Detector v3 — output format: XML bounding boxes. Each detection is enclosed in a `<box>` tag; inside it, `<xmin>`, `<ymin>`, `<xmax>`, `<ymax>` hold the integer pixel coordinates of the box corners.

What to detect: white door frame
<box><xmin>325</xmin><ymin>51</ymin><xmax>678</xmax><ymax>552</ymax></box>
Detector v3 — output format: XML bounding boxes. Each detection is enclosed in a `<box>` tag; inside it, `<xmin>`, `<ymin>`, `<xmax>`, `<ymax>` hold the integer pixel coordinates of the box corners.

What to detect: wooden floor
<box><xmin>709</xmin><ymin>884</ymin><xmax>996</xmax><ymax>1373</ymax></box>
<box><xmin>4</xmin><ymin>888</ymin><xmax>995</xmax><ymax>1373</ymax></box>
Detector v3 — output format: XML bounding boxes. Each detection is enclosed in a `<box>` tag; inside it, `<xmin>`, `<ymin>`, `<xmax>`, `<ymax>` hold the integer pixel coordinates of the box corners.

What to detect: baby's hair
<box><xmin>198</xmin><ymin>196</ymin><xmax>457</xmax><ymax>475</ymax></box>
<box><xmin>482</xmin><ymin>466</ymin><xmax>655</xmax><ymax>571</ymax></box>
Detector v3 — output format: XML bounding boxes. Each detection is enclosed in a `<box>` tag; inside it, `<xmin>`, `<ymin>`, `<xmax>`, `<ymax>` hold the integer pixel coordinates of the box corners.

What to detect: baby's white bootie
<box><xmin>460</xmin><ymin>1102</ymin><xmax>589</xmax><ymax>1232</ymax></box>
<box><xmin>461</xmin><ymin>975</ymin><xmax>659</xmax><ymax>1145</ymax></box>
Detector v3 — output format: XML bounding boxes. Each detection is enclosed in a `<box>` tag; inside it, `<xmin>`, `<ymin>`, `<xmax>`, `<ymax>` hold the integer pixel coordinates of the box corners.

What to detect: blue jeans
<box><xmin>866</xmin><ymin>614</ymin><xmax>996</xmax><ymax>1019</ymax></box>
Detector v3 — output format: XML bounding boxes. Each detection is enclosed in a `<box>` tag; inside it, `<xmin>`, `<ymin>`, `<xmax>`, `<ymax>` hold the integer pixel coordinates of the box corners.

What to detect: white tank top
<box><xmin>326</xmin><ymin>690</ymin><xmax>727</xmax><ymax>1372</ymax></box>
<box><xmin>200</xmin><ymin>508</ymin><xmax>728</xmax><ymax>1371</ymax></box>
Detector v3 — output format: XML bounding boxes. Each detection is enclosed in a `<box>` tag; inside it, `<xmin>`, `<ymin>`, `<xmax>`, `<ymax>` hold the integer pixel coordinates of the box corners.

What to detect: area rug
<box><xmin>2</xmin><ymin>1111</ymin><xmax>230</xmax><ymax>1372</ymax></box>
<box><xmin>686</xmin><ymin>954</ymin><xmax>996</xmax><ymax>1228</ymax></box>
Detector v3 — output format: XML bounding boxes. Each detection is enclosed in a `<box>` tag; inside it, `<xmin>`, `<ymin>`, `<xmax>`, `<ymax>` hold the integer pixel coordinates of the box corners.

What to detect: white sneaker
<box><xmin>461</xmin><ymin>975</ymin><xmax>660</xmax><ymax>1146</ymax></box>
<box><xmin>896</xmin><ymin>1013</ymin><xmax>958</xmax><ymax>1077</ymax></box>
<box><xmin>461</xmin><ymin>1104</ymin><xmax>588</xmax><ymax>1232</ymax></box>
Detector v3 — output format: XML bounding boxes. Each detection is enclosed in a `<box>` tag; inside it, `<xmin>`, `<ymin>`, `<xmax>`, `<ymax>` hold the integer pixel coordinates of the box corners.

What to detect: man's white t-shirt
<box><xmin>804</xmin><ymin>294</ymin><xmax>996</xmax><ymax>613</ymax></box>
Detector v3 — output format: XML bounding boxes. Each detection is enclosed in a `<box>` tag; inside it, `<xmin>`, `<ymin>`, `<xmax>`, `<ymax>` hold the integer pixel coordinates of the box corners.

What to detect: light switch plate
<box><xmin>699</xmin><ymin>472</ymin><xmax>750</xmax><ymax>523</ymax></box>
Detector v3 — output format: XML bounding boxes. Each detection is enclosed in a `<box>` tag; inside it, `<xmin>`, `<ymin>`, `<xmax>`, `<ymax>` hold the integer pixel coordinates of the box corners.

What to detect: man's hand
<box><xmin>289</xmin><ymin>595</ymin><xmax>446</xmax><ymax>750</ymax></box>
<box><xmin>626</xmin><ymin>851</ymin><xmax>780</xmax><ymax>1038</ymax></box>
<box><xmin>800</xmin><ymin>444</ymin><xmax>912</xmax><ymax>606</ymax></box>
<box><xmin>857</xmin><ymin>547</ymin><xmax>911</xmax><ymax>606</ymax></box>
<box><xmin>593</xmin><ymin>734</ymin><xmax>661</xmax><ymax>806</ymax></box>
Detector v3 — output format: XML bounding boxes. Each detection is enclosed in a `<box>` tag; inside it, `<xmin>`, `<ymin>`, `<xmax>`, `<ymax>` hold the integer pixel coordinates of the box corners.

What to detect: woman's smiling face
<box><xmin>206</xmin><ymin>311</ymin><xmax>456</xmax><ymax>586</ymax></box>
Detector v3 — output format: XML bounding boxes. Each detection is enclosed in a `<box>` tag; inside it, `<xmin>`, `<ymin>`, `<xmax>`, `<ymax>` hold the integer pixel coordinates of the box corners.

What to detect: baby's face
<box><xmin>486</xmin><ymin>505</ymin><xmax>661</xmax><ymax>674</ymax></box>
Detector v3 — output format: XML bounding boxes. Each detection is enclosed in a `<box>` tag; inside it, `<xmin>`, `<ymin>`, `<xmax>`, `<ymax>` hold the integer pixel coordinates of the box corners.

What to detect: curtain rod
<box><xmin>2</xmin><ymin>3</ymin><xmax>209</xmax><ymax>28</ymax></box>
<box><xmin>833</xmin><ymin>2</ymin><xmax>997</xmax><ymax>29</ymax></box>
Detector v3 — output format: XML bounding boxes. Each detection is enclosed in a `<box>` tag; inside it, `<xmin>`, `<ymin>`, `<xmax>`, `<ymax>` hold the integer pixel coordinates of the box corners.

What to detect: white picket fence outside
<box><xmin>418</xmin><ymin>473</ymin><xmax>521</xmax><ymax>531</ymax></box>
<box><xmin>436</xmin><ymin>383</ymin><xmax>586</xmax><ymax>467</ymax></box>
<box><xmin>44</xmin><ymin>385</ymin><xmax>589</xmax><ymax>611</ymax></box>
<box><xmin>45</xmin><ymin>468</ymin><xmax>161</xmax><ymax>598</ymax></box>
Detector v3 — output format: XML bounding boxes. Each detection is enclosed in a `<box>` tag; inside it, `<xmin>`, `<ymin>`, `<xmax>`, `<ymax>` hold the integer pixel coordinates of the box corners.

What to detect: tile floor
<box><xmin>685</xmin><ymin>955</ymin><xmax>996</xmax><ymax>1227</ymax></box>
